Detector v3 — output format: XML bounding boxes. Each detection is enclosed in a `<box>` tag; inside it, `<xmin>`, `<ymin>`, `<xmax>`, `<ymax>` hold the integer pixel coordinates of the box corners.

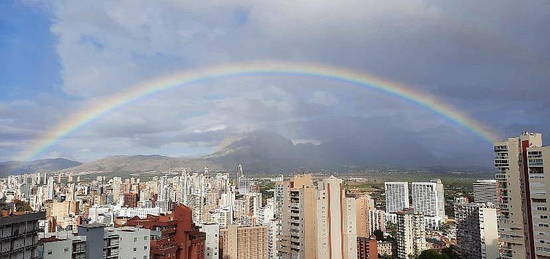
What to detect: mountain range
<box><xmin>1</xmin><ymin>131</ymin><xmax>491</xmax><ymax>176</ymax></box>
<box><xmin>0</xmin><ymin>158</ymin><xmax>81</xmax><ymax>177</ymax></box>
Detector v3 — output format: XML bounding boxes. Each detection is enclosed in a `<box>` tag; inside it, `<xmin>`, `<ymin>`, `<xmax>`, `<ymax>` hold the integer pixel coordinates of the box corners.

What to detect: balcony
<box><xmin>495</xmin><ymin>159</ymin><xmax>509</xmax><ymax>167</ymax></box>
<box><xmin>494</xmin><ymin>146</ymin><xmax>508</xmax><ymax>152</ymax></box>
<box><xmin>529</xmin><ymin>159</ymin><xmax>544</xmax><ymax>166</ymax></box>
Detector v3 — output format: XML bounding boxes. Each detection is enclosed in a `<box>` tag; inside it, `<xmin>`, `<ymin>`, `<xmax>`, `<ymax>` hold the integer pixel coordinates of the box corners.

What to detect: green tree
<box><xmin>441</xmin><ymin>245</ymin><xmax>460</xmax><ymax>259</ymax></box>
<box><xmin>373</xmin><ymin>229</ymin><xmax>385</xmax><ymax>241</ymax></box>
<box><xmin>417</xmin><ymin>249</ymin><xmax>450</xmax><ymax>259</ymax></box>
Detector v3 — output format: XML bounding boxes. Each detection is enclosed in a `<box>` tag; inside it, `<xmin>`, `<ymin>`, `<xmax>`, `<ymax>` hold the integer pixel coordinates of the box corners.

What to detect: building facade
<box><xmin>278</xmin><ymin>175</ymin><xmax>317</xmax><ymax>259</ymax></box>
<box><xmin>126</xmin><ymin>204</ymin><xmax>206</xmax><ymax>259</ymax></box>
<box><xmin>526</xmin><ymin>143</ymin><xmax>550</xmax><ymax>257</ymax></box>
<box><xmin>473</xmin><ymin>180</ymin><xmax>498</xmax><ymax>205</ymax></box>
<box><xmin>357</xmin><ymin>236</ymin><xmax>378</xmax><ymax>259</ymax></box>
<box><xmin>219</xmin><ymin>225</ymin><xmax>267</xmax><ymax>259</ymax></box>
<box><xmin>411</xmin><ymin>180</ymin><xmax>445</xmax><ymax>229</ymax></box>
<box><xmin>316</xmin><ymin>176</ymin><xmax>357</xmax><ymax>259</ymax></box>
<box><xmin>385</xmin><ymin>182</ymin><xmax>409</xmax><ymax>213</ymax></box>
<box><xmin>455</xmin><ymin>202</ymin><xmax>499</xmax><ymax>259</ymax></box>
<box><xmin>494</xmin><ymin>132</ymin><xmax>541</xmax><ymax>259</ymax></box>
<box><xmin>396</xmin><ymin>209</ymin><xmax>426</xmax><ymax>259</ymax></box>
<box><xmin>0</xmin><ymin>211</ymin><xmax>45</xmax><ymax>259</ymax></box>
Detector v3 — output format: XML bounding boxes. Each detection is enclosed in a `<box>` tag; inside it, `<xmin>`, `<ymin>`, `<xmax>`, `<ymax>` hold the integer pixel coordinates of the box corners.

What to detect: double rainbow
<box><xmin>16</xmin><ymin>61</ymin><xmax>499</xmax><ymax>161</ymax></box>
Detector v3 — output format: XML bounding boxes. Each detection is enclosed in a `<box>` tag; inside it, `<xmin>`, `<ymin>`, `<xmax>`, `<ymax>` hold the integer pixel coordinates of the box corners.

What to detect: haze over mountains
<box><xmin>0</xmin><ymin>158</ymin><xmax>81</xmax><ymax>177</ymax></box>
<box><xmin>1</xmin><ymin>131</ymin><xmax>491</xmax><ymax>176</ymax></box>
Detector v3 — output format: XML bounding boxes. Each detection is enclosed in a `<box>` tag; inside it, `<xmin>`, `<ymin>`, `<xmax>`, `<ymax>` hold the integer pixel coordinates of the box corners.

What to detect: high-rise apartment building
<box><xmin>355</xmin><ymin>195</ymin><xmax>372</xmax><ymax>238</ymax></box>
<box><xmin>455</xmin><ymin>202</ymin><xmax>498</xmax><ymax>259</ymax></box>
<box><xmin>494</xmin><ymin>132</ymin><xmax>541</xmax><ymax>259</ymax></box>
<box><xmin>526</xmin><ymin>143</ymin><xmax>550</xmax><ymax>257</ymax></box>
<box><xmin>278</xmin><ymin>174</ymin><xmax>317</xmax><ymax>259</ymax></box>
<box><xmin>473</xmin><ymin>180</ymin><xmax>498</xmax><ymax>204</ymax></box>
<box><xmin>369</xmin><ymin>209</ymin><xmax>386</xmax><ymax>234</ymax></box>
<box><xmin>385</xmin><ymin>182</ymin><xmax>409</xmax><ymax>213</ymax></box>
<box><xmin>411</xmin><ymin>180</ymin><xmax>445</xmax><ymax>229</ymax></box>
<box><xmin>396</xmin><ymin>209</ymin><xmax>426</xmax><ymax>259</ymax></box>
<box><xmin>316</xmin><ymin>176</ymin><xmax>358</xmax><ymax>259</ymax></box>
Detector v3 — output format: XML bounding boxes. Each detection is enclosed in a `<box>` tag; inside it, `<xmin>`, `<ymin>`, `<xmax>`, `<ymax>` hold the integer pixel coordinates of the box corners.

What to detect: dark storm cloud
<box><xmin>2</xmin><ymin>0</ymin><xmax>548</xmax><ymax>163</ymax></box>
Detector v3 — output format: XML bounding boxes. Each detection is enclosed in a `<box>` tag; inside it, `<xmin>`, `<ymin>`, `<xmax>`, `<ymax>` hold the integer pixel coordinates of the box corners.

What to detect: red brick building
<box><xmin>358</xmin><ymin>236</ymin><xmax>378</xmax><ymax>259</ymax></box>
<box><xmin>126</xmin><ymin>204</ymin><xmax>206</xmax><ymax>259</ymax></box>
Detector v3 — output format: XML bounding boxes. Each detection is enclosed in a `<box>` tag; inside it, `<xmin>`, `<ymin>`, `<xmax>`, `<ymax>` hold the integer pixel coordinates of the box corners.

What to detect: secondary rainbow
<box><xmin>16</xmin><ymin>61</ymin><xmax>499</xmax><ymax>161</ymax></box>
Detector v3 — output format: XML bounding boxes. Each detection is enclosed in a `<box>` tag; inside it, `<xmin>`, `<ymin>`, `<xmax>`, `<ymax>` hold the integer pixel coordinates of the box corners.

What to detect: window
<box><xmin>134</xmin><ymin>237</ymin><xmax>137</xmax><ymax>242</ymax></box>
<box><xmin>144</xmin><ymin>236</ymin><xmax>148</xmax><ymax>240</ymax></box>
<box><xmin>133</xmin><ymin>248</ymin><xmax>137</xmax><ymax>251</ymax></box>
<box><xmin>144</xmin><ymin>246</ymin><xmax>147</xmax><ymax>250</ymax></box>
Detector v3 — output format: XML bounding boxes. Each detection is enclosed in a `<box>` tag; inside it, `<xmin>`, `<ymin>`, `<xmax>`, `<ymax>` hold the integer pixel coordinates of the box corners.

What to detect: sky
<box><xmin>1</xmin><ymin>0</ymin><xmax>549</xmax><ymax>166</ymax></box>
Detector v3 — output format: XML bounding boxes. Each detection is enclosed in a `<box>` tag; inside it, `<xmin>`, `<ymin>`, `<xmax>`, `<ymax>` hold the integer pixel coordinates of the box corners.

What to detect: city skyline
<box><xmin>1</xmin><ymin>0</ymin><xmax>550</xmax><ymax>166</ymax></box>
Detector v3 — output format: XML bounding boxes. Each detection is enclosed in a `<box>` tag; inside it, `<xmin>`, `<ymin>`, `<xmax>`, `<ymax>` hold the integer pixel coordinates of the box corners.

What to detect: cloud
<box><xmin>4</xmin><ymin>0</ymin><xmax>549</xmax><ymax>164</ymax></box>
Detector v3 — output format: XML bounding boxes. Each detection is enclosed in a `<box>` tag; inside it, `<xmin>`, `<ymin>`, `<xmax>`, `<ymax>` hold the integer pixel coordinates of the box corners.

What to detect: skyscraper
<box><xmin>316</xmin><ymin>176</ymin><xmax>358</xmax><ymax>259</ymax></box>
<box><xmin>47</xmin><ymin>176</ymin><xmax>55</xmax><ymax>200</ymax></box>
<box><xmin>525</xmin><ymin>140</ymin><xmax>550</xmax><ymax>257</ymax></box>
<box><xmin>411</xmin><ymin>179</ymin><xmax>445</xmax><ymax>229</ymax></box>
<box><xmin>494</xmin><ymin>132</ymin><xmax>541</xmax><ymax>259</ymax></box>
<box><xmin>278</xmin><ymin>174</ymin><xmax>318</xmax><ymax>259</ymax></box>
<box><xmin>396</xmin><ymin>209</ymin><xmax>426</xmax><ymax>259</ymax></box>
<box><xmin>385</xmin><ymin>182</ymin><xmax>409</xmax><ymax>213</ymax></box>
<box><xmin>355</xmin><ymin>195</ymin><xmax>373</xmax><ymax>238</ymax></box>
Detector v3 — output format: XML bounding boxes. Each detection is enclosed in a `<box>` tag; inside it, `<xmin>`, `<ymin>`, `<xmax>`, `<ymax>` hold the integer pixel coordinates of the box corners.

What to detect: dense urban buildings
<box><xmin>126</xmin><ymin>204</ymin><xmax>205</xmax><ymax>259</ymax></box>
<box><xmin>0</xmin><ymin>148</ymin><xmax>532</xmax><ymax>259</ymax></box>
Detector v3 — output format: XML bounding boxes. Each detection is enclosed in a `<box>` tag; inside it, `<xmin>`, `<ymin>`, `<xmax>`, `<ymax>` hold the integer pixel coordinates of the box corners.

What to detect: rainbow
<box><xmin>16</xmin><ymin>61</ymin><xmax>499</xmax><ymax>161</ymax></box>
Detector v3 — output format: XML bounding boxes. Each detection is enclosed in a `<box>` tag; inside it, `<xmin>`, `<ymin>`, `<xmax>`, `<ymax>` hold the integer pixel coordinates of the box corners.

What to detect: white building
<box><xmin>369</xmin><ymin>208</ymin><xmax>386</xmax><ymax>234</ymax></box>
<box><xmin>411</xmin><ymin>180</ymin><xmax>445</xmax><ymax>229</ymax></box>
<box><xmin>42</xmin><ymin>237</ymin><xmax>84</xmax><ymax>259</ymax></box>
<box><xmin>201</xmin><ymin>224</ymin><xmax>220</xmax><ymax>259</ymax></box>
<box><xmin>115</xmin><ymin>227</ymin><xmax>151</xmax><ymax>259</ymax></box>
<box><xmin>385</xmin><ymin>182</ymin><xmax>409</xmax><ymax>213</ymax></box>
<box><xmin>116</xmin><ymin>206</ymin><xmax>165</xmax><ymax>219</ymax></box>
